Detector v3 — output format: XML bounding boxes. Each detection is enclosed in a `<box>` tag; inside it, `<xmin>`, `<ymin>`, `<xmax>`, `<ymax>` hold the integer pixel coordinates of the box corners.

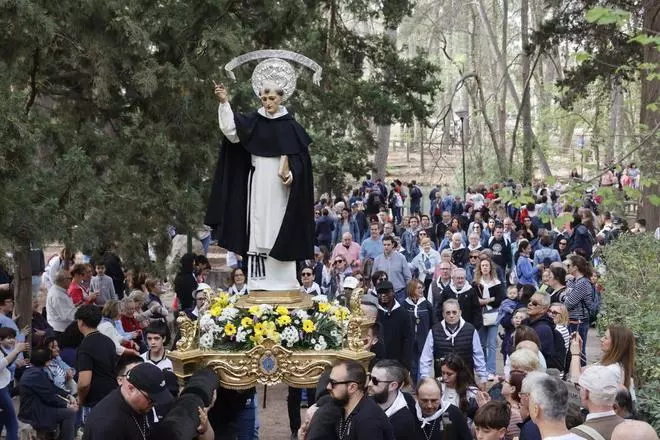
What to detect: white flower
<box><xmin>281</xmin><ymin>326</ymin><xmax>300</xmax><ymax>345</ymax></box>
<box><xmin>219</xmin><ymin>307</ymin><xmax>240</xmax><ymax>321</ymax></box>
<box><xmin>199</xmin><ymin>332</ymin><xmax>214</xmax><ymax>349</ymax></box>
<box><xmin>259</xmin><ymin>304</ymin><xmax>274</xmax><ymax>314</ymax></box>
<box><xmin>294</xmin><ymin>309</ymin><xmax>309</xmax><ymax>321</ymax></box>
<box><xmin>311</xmin><ymin>295</ymin><xmax>328</xmax><ymax>303</ymax></box>
<box><xmin>311</xmin><ymin>338</ymin><xmax>316</xmax><ymax>344</ymax></box>
<box><xmin>199</xmin><ymin>314</ymin><xmax>215</xmax><ymax>332</ymax></box>
<box><xmin>314</xmin><ymin>344</ymin><xmax>322</xmax><ymax>351</ymax></box>
<box><xmin>236</xmin><ymin>328</ymin><xmax>248</xmax><ymax>343</ymax></box>
<box><xmin>330</xmin><ymin>330</ymin><xmax>339</xmax><ymax>338</ymax></box>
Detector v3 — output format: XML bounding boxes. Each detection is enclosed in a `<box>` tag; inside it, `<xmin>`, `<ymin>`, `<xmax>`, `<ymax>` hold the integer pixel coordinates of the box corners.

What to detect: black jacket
<box><xmin>389</xmin><ymin>403</ymin><xmax>417</xmax><ymax>440</ymax></box>
<box><xmin>18</xmin><ymin>367</ymin><xmax>70</xmax><ymax>430</ymax></box>
<box><xmin>414</xmin><ymin>405</ymin><xmax>472</xmax><ymax>440</ymax></box>
<box><xmin>377</xmin><ymin>304</ymin><xmax>415</xmax><ymax>371</ymax></box>
<box><xmin>336</xmin><ymin>395</ymin><xmax>395</xmax><ymax>440</ymax></box>
<box><xmin>174</xmin><ymin>253</ymin><xmax>197</xmax><ymax>311</ymax></box>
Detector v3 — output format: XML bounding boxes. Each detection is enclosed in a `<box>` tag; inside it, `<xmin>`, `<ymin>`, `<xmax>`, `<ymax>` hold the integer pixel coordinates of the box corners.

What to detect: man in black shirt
<box><xmin>83</xmin><ymin>362</ymin><xmax>174</xmax><ymax>440</ymax></box>
<box><xmin>367</xmin><ymin>360</ymin><xmax>416</xmax><ymax>440</ymax></box>
<box><xmin>75</xmin><ymin>305</ymin><xmax>119</xmax><ymax>420</ymax></box>
<box><xmin>487</xmin><ymin>225</ymin><xmax>511</xmax><ymax>282</ymax></box>
<box><xmin>375</xmin><ymin>281</ymin><xmax>414</xmax><ymax>371</ymax></box>
<box><xmin>327</xmin><ymin>360</ymin><xmax>394</xmax><ymax>440</ymax></box>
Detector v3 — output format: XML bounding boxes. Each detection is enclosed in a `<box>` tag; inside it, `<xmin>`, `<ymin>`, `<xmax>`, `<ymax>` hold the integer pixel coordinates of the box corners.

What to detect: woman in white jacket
<box><xmin>98</xmin><ymin>300</ymin><xmax>140</xmax><ymax>357</ymax></box>
<box><xmin>411</xmin><ymin>238</ymin><xmax>441</xmax><ymax>293</ymax></box>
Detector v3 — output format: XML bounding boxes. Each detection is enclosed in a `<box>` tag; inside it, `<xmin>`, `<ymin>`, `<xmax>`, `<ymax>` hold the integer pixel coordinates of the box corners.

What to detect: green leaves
<box><xmin>584</xmin><ymin>7</ymin><xmax>630</xmax><ymax>26</ymax></box>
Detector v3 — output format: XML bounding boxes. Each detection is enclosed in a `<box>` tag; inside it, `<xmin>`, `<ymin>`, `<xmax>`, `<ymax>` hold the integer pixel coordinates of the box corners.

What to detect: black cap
<box><xmin>375</xmin><ymin>280</ymin><xmax>394</xmax><ymax>292</ymax></box>
<box><xmin>126</xmin><ymin>363</ymin><xmax>175</xmax><ymax>406</ymax></box>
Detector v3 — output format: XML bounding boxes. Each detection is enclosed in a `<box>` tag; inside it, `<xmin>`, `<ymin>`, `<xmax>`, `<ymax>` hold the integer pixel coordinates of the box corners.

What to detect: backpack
<box><xmin>587</xmin><ymin>284</ymin><xmax>601</xmax><ymax>323</ymax></box>
<box><xmin>411</xmin><ymin>185</ymin><xmax>422</xmax><ymax>199</ymax></box>
<box><xmin>547</xmin><ymin>327</ymin><xmax>568</xmax><ymax>371</ymax></box>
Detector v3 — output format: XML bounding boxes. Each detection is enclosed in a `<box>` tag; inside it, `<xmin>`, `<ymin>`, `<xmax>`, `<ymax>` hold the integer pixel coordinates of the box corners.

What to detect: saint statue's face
<box><xmin>260</xmin><ymin>87</ymin><xmax>283</xmax><ymax>115</ymax></box>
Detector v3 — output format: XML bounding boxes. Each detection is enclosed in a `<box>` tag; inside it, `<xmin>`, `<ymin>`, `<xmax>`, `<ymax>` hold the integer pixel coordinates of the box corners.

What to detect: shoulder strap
<box><xmin>573</xmin><ymin>424</ymin><xmax>606</xmax><ymax>440</ymax></box>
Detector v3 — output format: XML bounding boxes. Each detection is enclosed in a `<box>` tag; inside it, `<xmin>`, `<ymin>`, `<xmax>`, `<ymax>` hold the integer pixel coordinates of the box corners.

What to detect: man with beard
<box><xmin>376</xmin><ymin>281</ymin><xmax>414</xmax><ymax>371</ymax></box>
<box><xmin>367</xmin><ymin>360</ymin><xmax>416</xmax><ymax>440</ymax></box>
<box><xmin>414</xmin><ymin>377</ymin><xmax>472</xmax><ymax>440</ymax></box>
<box><xmin>440</xmin><ymin>269</ymin><xmax>482</xmax><ymax>329</ymax></box>
<box><xmin>83</xmin><ymin>363</ymin><xmax>174</xmax><ymax>440</ymax></box>
<box><xmin>327</xmin><ymin>360</ymin><xmax>394</xmax><ymax>440</ymax></box>
<box><xmin>418</xmin><ymin>300</ymin><xmax>488</xmax><ymax>386</ymax></box>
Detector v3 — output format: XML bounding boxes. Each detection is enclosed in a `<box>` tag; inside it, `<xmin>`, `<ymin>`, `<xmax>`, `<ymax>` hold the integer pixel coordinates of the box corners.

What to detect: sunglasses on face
<box><xmin>549</xmin><ymin>310</ymin><xmax>560</xmax><ymax>315</ymax></box>
<box><xmin>530</xmin><ymin>300</ymin><xmax>541</xmax><ymax>307</ymax></box>
<box><xmin>302</xmin><ymin>272</ymin><xmax>313</xmax><ymax>277</ymax></box>
<box><xmin>328</xmin><ymin>379</ymin><xmax>355</xmax><ymax>388</ymax></box>
<box><xmin>369</xmin><ymin>376</ymin><xmax>394</xmax><ymax>386</ymax></box>
<box><xmin>469</xmin><ymin>255</ymin><xmax>479</xmax><ymax>259</ymax></box>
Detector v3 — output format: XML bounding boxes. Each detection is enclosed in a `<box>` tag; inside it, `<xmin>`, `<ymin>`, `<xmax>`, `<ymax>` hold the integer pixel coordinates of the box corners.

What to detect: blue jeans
<box><xmin>478</xmin><ymin>325</ymin><xmax>498</xmax><ymax>375</ymax></box>
<box><xmin>237</xmin><ymin>392</ymin><xmax>259</xmax><ymax>440</ymax></box>
<box><xmin>568</xmin><ymin>322</ymin><xmax>589</xmax><ymax>367</ymax></box>
<box><xmin>0</xmin><ymin>386</ymin><xmax>18</xmax><ymax>440</ymax></box>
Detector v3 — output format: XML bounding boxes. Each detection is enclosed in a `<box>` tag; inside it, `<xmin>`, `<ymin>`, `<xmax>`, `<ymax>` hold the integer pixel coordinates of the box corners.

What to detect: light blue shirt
<box><xmin>372</xmin><ymin>252</ymin><xmax>412</xmax><ymax>292</ymax></box>
<box><xmin>0</xmin><ymin>313</ymin><xmax>24</xmax><ymax>342</ymax></box>
<box><xmin>360</xmin><ymin>237</ymin><xmax>384</xmax><ymax>260</ymax></box>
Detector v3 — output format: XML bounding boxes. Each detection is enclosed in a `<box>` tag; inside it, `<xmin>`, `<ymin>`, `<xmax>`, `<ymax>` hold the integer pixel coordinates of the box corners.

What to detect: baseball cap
<box><xmin>578</xmin><ymin>365</ymin><xmax>619</xmax><ymax>399</ymax></box>
<box><xmin>126</xmin><ymin>363</ymin><xmax>175</xmax><ymax>406</ymax></box>
<box><xmin>194</xmin><ymin>283</ymin><xmax>211</xmax><ymax>294</ymax></box>
<box><xmin>375</xmin><ymin>280</ymin><xmax>394</xmax><ymax>292</ymax></box>
<box><xmin>342</xmin><ymin>277</ymin><xmax>359</xmax><ymax>289</ymax></box>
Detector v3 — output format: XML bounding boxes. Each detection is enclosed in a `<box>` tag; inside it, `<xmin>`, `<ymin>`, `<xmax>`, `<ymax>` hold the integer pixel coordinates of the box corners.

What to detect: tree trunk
<box><xmin>474</xmin><ymin>0</ymin><xmax>552</xmax><ymax>177</ymax></box>
<box><xmin>13</xmin><ymin>240</ymin><xmax>32</xmax><ymax>348</ymax></box>
<box><xmin>607</xmin><ymin>78</ymin><xmax>623</xmax><ymax>163</ymax></box>
<box><xmin>499</xmin><ymin>0</ymin><xmax>508</xmax><ymax>175</ymax></box>
<box><xmin>419</xmin><ymin>121</ymin><xmax>425</xmax><ymax>173</ymax></box>
<box><xmin>638</xmin><ymin>0</ymin><xmax>660</xmax><ymax>229</ymax></box>
<box><xmin>373</xmin><ymin>27</ymin><xmax>398</xmax><ymax>180</ymax></box>
<box><xmin>521</xmin><ymin>0</ymin><xmax>533</xmax><ymax>184</ymax></box>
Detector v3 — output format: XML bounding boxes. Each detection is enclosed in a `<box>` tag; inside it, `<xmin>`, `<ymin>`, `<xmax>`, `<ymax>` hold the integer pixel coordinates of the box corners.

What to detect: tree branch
<box><xmin>25</xmin><ymin>48</ymin><xmax>39</xmax><ymax>116</ymax></box>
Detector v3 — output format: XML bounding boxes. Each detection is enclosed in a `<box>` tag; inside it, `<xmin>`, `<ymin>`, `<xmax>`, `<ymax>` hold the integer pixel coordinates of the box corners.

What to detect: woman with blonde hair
<box><xmin>402</xmin><ymin>279</ymin><xmax>433</xmax><ymax>384</ymax></box>
<box><xmin>97</xmin><ymin>300</ymin><xmax>140</xmax><ymax>356</ymax></box>
<box><xmin>411</xmin><ymin>237</ymin><xmax>441</xmax><ymax>292</ymax></box>
<box><xmin>473</xmin><ymin>255</ymin><xmax>505</xmax><ymax>381</ymax></box>
<box><xmin>549</xmin><ymin>302</ymin><xmax>570</xmax><ymax>351</ymax></box>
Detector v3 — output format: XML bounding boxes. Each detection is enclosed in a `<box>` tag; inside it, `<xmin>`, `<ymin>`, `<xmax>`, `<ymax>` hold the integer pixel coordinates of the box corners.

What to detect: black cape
<box><xmin>204</xmin><ymin>108</ymin><xmax>315</xmax><ymax>261</ymax></box>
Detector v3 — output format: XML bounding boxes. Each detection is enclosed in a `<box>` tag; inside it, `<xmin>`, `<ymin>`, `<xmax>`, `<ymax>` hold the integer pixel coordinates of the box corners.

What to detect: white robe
<box><xmin>217</xmin><ymin>103</ymin><xmax>299</xmax><ymax>291</ymax></box>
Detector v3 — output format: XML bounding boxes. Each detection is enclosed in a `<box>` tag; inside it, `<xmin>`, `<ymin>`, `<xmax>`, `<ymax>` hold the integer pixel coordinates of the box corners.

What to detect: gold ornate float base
<box><xmin>169</xmin><ymin>339</ymin><xmax>374</xmax><ymax>389</ymax></box>
<box><xmin>235</xmin><ymin>290</ymin><xmax>313</xmax><ymax>309</ymax></box>
<box><xmin>170</xmin><ymin>288</ymin><xmax>374</xmax><ymax>389</ymax></box>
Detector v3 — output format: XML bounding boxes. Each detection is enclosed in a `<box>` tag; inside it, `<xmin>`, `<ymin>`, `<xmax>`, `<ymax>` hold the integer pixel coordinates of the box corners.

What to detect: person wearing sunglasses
<box><xmin>299</xmin><ymin>268</ymin><xmax>321</xmax><ymax>296</ymax></box>
<box><xmin>326</xmin><ymin>360</ymin><xmax>394</xmax><ymax>440</ymax></box>
<box><xmin>525</xmin><ymin>292</ymin><xmax>565</xmax><ymax>371</ymax></box>
<box><xmin>418</xmin><ymin>299</ymin><xmax>488</xmax><ymax>387</ymax></box>
<box><xmin>366</xmin><ymin>360</ymin><xmax>416</xmax><ymax>439</ymax></box>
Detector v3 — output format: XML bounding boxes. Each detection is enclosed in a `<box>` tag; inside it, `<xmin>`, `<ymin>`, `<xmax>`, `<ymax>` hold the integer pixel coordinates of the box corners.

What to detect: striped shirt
<box><xmin>565</xmin><ymin>276</ymin><xmax>593</xmax><ymax>322</ymax></box>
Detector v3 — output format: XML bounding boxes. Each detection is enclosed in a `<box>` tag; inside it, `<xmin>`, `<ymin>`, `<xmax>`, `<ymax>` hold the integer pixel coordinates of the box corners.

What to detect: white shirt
<box><xmin>97</xmin><ymin>319</ymin><xmax>126</xmax><ymax>355</ymax></box>
<box><xmin>543</xmin><ymin>434</ymin><xmax>584</xmax><ymax>440</ymax></box>
<box><xmin>141</xmin><ymin>351</ymin><xmax>173</xmax><ymax>371</ymax></box>
<box><xmin>46</xmin><ymin>284</ymin><xmax>76</xmax><ymax>332</ymax></box>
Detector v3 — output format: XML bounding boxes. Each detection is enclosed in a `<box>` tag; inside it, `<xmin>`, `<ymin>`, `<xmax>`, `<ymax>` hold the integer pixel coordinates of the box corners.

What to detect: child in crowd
<box><xmin>473</xmin><ymin>401</ymin><xmax>510</xmax><ymax>440</ymax></box>
<box><xmin>91</xmin><ymin>263</ymin><xmax>117</xmax><ymax>306</ymax></box>
<box><xmin>0</xmin><ymin>329</ymin><xmax>28</xmax><ymax>440</ymax></box>
<box><xmin>44</xmin><ymin>336</ymin><xmax>77</xmax><ymax>394</ymax></box>
<box><xmin>0</xmin><ymin>328</ymin><xmax>28</xmax><ymax>390</ymax></box>
<box><xmin>498</xmin><ymin>287</ymin><xmax>520</xmax><ymax>365</ymax></box>
<box><xmin>141</xmin><ymin>324</ymin><xmax>173</xmax><ymax>371</ymax></box>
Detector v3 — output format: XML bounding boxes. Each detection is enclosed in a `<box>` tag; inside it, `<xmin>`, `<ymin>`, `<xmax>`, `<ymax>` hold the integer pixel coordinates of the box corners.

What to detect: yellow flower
<box><xmin>276</xmin><ymin>315</ymin><xmax>292</xmax><ymax>326</ymax></box>
<box><xmin>302</xmin><ymin>319</ymin><xmax>316</xmax><ymax>333</ymax></box>
<box><xmin>318</xmin><ymin>302</ymin><xmax>330</xmax><ymax>313</ymax></box>
<box><xmin>218</xmin><ymin>292</ymin><xmax>230</xmax><ymax>307</ymax></box>
<box><xmin>241</xmin><ymin>317</ymin><xmax>254</xmax><ymax>328</ymax></box>
<box><xmin>254</xmin><ymin>322</ymin><xmax>265</xmax><ymax>335</ymax></box>
<box><xmin>334</xmin><ymin>307</ymin><xmax>350</xmax><ymax>321</ymax></box>
<box><xmin>248</xmin><ymin>305</ymin><xmax>262</xmax><ymax>317</ymax></box>
<box><xmin>250</xmin><ymin>333</ymin><xmax>264</xmax><ymax>345</ymax></box>
<box><xmin>262</xmin><ymin>321</ymin><xmax>277</xmax><ymax>333</ymax></box>
<box><xmin>224</xmin><ymin>322</ymin><xmax>237</xmax><ymax>336</ymax></box>
<box><xmin>209</xmin><ymin>304</ymin><xmax>223</xmax><ymax>317</ymax></box>
<box><xmin>275</xmin><ymin>305</ymin><xmax>289</xmax><ymax>316</ymax></box>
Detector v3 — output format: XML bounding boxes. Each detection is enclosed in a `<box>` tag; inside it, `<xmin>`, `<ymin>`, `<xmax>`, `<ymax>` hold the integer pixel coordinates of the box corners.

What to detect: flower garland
<box><xmin>197</xmin><ymin>292</ymin><xmax>350</xmax><ymax>351</ymax></box>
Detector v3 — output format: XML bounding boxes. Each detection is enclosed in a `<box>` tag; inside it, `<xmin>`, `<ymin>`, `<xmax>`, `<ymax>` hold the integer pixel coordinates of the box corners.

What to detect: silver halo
<box><xmin>251</xmin><ymin>58</ymin><xmax>297</xmax><ymax>102</ymax></box>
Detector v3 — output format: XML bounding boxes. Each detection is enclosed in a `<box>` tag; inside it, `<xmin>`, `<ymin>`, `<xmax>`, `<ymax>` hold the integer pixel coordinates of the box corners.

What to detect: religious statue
<box><xmin>204</xmin><ymin>51</ymin><xmax>322</xmax><ymax>291</ymax></box>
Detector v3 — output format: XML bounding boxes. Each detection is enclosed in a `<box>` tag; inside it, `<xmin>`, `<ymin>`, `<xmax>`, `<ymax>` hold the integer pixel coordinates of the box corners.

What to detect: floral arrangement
<box><xmin>197</xmin><ymin>292</ymin><xmax>350</xmax><ymax>351</ymax></box>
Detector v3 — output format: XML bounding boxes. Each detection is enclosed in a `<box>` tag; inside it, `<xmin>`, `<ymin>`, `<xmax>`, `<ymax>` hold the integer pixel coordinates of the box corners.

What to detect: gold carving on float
<box><xmin>170</xmin><ymin>287</ymin><xmax>374</xmax><ymax>389</ymax></box>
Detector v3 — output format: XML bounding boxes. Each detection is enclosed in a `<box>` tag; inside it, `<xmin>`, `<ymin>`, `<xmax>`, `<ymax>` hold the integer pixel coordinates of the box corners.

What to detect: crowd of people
<box><xmin>0</xmin><ymin>174</ymin><xmax>656</xmax><ymax>440</ymax></box>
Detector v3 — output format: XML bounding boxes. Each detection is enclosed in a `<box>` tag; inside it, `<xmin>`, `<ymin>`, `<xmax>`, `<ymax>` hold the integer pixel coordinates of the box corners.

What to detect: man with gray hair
<box><xmin>367</xmin><ymin>359</ymin><xmax>417</xmax><ymax>439</ymax></box>
<box><xmin>524</xmin><ymin>371</ymin><xmax>582</xmax><ymax>439</ymax></box>
<box><xmin>418</xmin><ymin>299</ymin><xmax>487</xmax><ymax>385</ymax></box>
<box><xmin>571</xmin><ymin>365</ymin><xmax>624</xmax><ymax>439</ymax></box>
<box><xmin>46</xmin><ymin>270</ymin><xmax>76</xmax><ymax>334</ymax></box>
<box><xmin>525</xmin><ymin>291</ymin><xmax>564</xmax><ymax>370</ymax></box>
<box><xmin>440</xmin><ymin>268</ymin><xmax>482</xmax><ymax>329</ymax></box>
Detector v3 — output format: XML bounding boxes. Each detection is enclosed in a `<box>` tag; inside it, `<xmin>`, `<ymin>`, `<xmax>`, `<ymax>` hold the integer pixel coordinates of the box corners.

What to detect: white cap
<box><xmin>342</xmin><ymin>277</ymin><xmax>359</xmax><ymax>289</ymax></box>
<box><xmin>193</xmin><ymin>283</ymin><xmax>212</xmax><ymax>296</ymax></box>
<box><xmin>578</xmin><ymin>365</ymin><xmax>619</xmax><ymax>401</ymax></box>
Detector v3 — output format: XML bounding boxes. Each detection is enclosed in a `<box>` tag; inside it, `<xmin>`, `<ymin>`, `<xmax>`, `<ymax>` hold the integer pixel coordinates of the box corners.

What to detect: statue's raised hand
<box><xmin>213</xmin><ymin>81</ymin><xmax>228</xmax><ymax>103</ymax></box>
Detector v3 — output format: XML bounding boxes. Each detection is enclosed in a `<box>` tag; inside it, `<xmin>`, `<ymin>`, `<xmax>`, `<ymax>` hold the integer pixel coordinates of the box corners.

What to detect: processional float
<box><xmin>169</xmin><ymin>50</ymin><xmax>373</xmax><ymax>389</ymax></box>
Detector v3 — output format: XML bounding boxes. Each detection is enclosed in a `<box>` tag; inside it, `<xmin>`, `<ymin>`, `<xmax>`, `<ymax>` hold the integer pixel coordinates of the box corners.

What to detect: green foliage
<box><xmin>0</xmin><ymin>0</ymin><xmax>441</xmax><ymax>266</ymax></box>
<box><xmin>598</xmin><ymin>233</ymin><xmax>660</xmax><ymax>427</ymax></box>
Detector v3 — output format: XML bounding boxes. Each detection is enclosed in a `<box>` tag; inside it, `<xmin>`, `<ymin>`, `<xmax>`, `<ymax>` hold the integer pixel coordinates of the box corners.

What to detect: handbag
<box><xmin>476</xmin><ymin>284</ymin><xmax>498</xmax><ymax>326</ymax></box>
